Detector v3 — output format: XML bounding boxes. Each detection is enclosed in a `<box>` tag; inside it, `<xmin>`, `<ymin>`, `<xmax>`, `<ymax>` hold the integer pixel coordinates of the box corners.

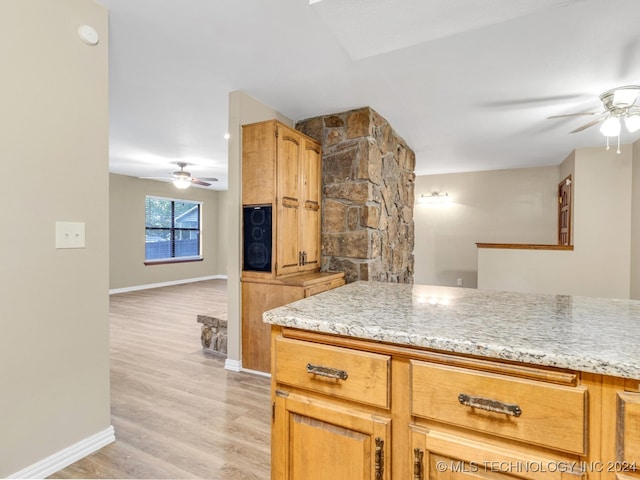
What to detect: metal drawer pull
<box><xmin>413</xmin><ymin>448</ymin><xmax>424</xmax><ymax>480</ymax></box>
<box><xmin>458</xmin><ymin>393</ymin><xmax>522</xmax><ymax>417</ymax></box>
<box><xmin>375</xmin><ymin>437</ymin><xmax>384</xmax><ymax>479</ymax></box>
<box><xmin>306</xmin><ymin>363</ymin><xmax>348</xmax><ymax>380</ymax></box>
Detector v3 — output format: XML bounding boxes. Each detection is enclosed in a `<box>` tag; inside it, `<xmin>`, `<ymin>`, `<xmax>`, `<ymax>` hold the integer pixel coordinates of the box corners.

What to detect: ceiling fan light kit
<box><xmin>173</xmin><ymin>174</ymin><xmax>192</xmax><ymax>189</ymax></box>
<box><xmin>625</xmin><ymin>114</ymin><xmax>640</xmax><ymax>133</ymax></box>
<box><xmin>599</xmin><ymin>116</ymin><xmax>621</xmax><ymax>137</ymax></box>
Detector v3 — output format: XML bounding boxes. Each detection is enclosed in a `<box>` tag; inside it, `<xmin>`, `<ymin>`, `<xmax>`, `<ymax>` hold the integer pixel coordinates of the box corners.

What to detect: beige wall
<box><xmin>109</xmin><ymin>174</ymin><xmax>221</xmax><ymax>290</ymax></box>
<box><xmin>0</xmin><ymin>0</ymin><xmax>111</xmax><ymax>476</ymax></box>
<box><xmin>478</xmin><ymin>145</ymin><xmax>633</xmax><ymax>298</ymax></box>
<box><xmin>217</xmin><ymin>190</ymin><xmax>231</xmax><ymax>277</ymax></box>
<box><xmin>632</xmin><ymin>139</ymin><xmax>640</xmax><ymax>299</ymax></box>
<box><xmin>414</xmin><ymin>166</ymin><xmax>559</xmax><ymax>287</ymax></box>
<box><xmin>226</xmin><ymin>91</ymin><xmax>292</xmax><ymax>369</ymax></box>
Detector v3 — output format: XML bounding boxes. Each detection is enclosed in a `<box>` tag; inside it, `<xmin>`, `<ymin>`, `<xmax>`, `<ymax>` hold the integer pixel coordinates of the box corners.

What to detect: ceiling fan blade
<box><xmin>547</xmin><ymin>111</ymin><xmax>600</xmax><ymax>119</ymax></box>
<box><xmin>570</xmin><ymin>116</ymin><xmax>605</xmax><ymax>133</ymax></box>
<box><xmin>191</xmin><ymin>179</ymin><xmax>211</xmax><ymax>186</ymax></box>
<box><xmin>482</xmin><ymin>93</ymin><xmax>588</xmax><ymax>108</ymax></box>
<box><xmin>197</xmin><ymin>177</ymin><xmax>219</xmax><ymax>181</ymax></box>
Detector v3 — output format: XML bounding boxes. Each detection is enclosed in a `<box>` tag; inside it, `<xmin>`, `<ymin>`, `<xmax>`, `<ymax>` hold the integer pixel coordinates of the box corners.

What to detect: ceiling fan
<box><xmin>170</xmin><ymin>162</ymin><xmax>218</xmax><ymax>189</ymax></box>
<box><xmin>548</xmin><ymin>85</ymin><xmax>640</xmax><ymax>135</ymax></box>
<box><xmin>143</xmin><ymin>162</ymin><xmax>218</xmax><ymax>189</ymax></box>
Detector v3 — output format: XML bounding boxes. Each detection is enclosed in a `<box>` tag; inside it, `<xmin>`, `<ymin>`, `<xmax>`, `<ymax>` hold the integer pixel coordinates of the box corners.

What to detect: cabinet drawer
<box><xmin>411</xmin><ymin>360</ymin><xmax>587</xmax><ymax>454</ymax></box>
<box><xmin>304</xmin><ymin>278</ymin><xmax>346</xmax><ymax>297</ymax></box>
<box><xmin>274</xmin><ymin>336</ymin><xmax>390</xmax><ymax>408</ymax></box>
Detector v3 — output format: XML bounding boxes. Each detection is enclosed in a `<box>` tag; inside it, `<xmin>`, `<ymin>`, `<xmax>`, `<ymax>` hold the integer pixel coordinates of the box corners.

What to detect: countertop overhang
<box><xmin>263</xmin><ymin>281</ymin><xmax>640</xmax><ymax>380</ymax></box>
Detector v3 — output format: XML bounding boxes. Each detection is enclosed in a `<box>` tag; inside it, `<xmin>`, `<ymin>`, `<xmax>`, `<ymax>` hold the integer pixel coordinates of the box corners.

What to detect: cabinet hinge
<box><xmin>275</xmin><ymin>126</ymin><xmax>278</xmax><ymax>138</ymax></box>
<box><xmin>272</xmin><ymin>402</ymin><xmax>275</xmax><ymax>422</ymax></box>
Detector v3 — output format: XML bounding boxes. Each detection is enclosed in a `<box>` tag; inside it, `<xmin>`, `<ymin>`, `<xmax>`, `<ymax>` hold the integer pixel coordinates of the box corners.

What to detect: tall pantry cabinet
<box><xmin>241</xmin><ymin>120</ymin><xmax>345</xmax><ymax>373</ymax></box>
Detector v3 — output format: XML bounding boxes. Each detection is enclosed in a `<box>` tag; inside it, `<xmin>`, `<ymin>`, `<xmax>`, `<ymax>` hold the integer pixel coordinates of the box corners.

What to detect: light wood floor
<box><xmin>50</xmin><ymin>279</ymin><xmax>271</xmax><ymax>479</ymax></box>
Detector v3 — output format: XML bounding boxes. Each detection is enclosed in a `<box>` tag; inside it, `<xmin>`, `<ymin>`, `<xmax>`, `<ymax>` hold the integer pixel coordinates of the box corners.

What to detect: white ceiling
<box><xmin>98</xmin><ymin>0</ymin><xmax>640</xmax><ymax>191</ymax></box>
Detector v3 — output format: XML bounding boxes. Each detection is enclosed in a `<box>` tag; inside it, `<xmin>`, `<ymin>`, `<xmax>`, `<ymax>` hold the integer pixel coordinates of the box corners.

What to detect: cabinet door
<box><xmin>617</xmin><ymin>392</ymin><xmax>640</xmax><ymax>472</ymax></box>
<box><xmin>276</xmin><ymin>126</ymin><xmax>301</xmax><ymax>276</ymax></box>
<box><xmin>299</xmin><ymin>138</ymin><xmax>321</xmax><ymax>272</ymax></box>
<box><xmin>273</xmin><ymin>393</ymin><xmax>390</xmax><ymax>480</ymax></box>
<box><xmin>410</xmin><ymin>426</ymin><xmax>585</xmax><ymax>480</ymax></box>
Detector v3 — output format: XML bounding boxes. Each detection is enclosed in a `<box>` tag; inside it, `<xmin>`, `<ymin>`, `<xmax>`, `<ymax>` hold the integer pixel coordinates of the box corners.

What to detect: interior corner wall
<box><xmin>0</xmin><ymin>0</ymin><xmax>111</xmax><ymax>476</ymax></box>
<box><xmin>478</xmin><ymin>145</ymin><xmax>633</xmax><ymax>298</ymax></box>
<box><xmin>109</xmin><ymin>174</ymin><xmax>220</xmax><ymax>290</ymax></box>
<box><xmin>413</xmin><ymin>166</ymin><xmax>559</xmax><ymax>288</ymax></box>
<box><xmin>226</xmin><ymin>91</ymin><xmax>292</xmax><ymax>367</ymax></box>
<box><xmin>572</xmin><ymin>145</ymin><xmax>632</xmax><ymax>298</ymax></box>
<box><xmin>632</xmin><ymin>139</ymin><xmax>640</xmax><ymax>300</ymax></box>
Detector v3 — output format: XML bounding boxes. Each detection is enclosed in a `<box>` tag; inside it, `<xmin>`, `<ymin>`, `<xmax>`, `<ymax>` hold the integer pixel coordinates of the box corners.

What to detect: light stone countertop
<box><xmin>263</xmin><ymin>281</ymin><xmax>640</xmax><ymax>380</ymax></box>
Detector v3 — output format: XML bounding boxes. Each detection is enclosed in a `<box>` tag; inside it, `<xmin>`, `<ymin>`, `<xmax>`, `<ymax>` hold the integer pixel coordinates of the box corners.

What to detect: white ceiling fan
<box><xmin>548</xmin><ymin>85</ymin><xmax>640</xmax><ymax>154</ymax></box>
<box><xmin>548</xmin><ymin>85</ymin><xmax>640</xmax><ymax>135</ymax></box>
<box><xmin>142</xmin><ymin>162</ymin><xmax>218</xmax><ymax>189</ymax></box>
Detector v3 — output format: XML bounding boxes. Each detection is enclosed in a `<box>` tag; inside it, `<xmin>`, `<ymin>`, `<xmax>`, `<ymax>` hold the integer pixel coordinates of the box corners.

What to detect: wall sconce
<box><xmin>420</xmin><ymin>192</ymin><xmax>449</xmax><ymax>203</ymax></box>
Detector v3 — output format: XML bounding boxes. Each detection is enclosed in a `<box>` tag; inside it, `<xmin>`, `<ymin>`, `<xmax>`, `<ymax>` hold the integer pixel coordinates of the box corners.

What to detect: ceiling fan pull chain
<box><xmin>617</xmin><ymin>134</ymin><xmax>621</xmax><ymax>154</ymax></box>
<box><xmin>606</xmin><ymin>136</ymin><xmax>610</xmax><ymax>151</ymax></box>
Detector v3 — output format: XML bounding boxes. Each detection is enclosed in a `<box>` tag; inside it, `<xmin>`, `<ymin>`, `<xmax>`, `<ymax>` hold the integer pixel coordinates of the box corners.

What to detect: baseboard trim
<box><xmin>224</xmin><ymin>359</ymin><xmax>271</xmax><ymax>378</ymax></box>
<box><xmin>241</xmin><ymin>367</ymin><xmax>272</xmax><ymax>379</ymax></box>
<box><xmin>224</xmin><ymin>358</ymin><xmax>242</xmax><ymax>372</ymax></box>
<box><xmin>110</xmin><ymin>275</ymin><xmax>227</xmax><ymax>294</ymax></box>
<box><xmin>9</xmin><ymin>425</ymin><xmax>115</xmax><ymax>479</ymax></box>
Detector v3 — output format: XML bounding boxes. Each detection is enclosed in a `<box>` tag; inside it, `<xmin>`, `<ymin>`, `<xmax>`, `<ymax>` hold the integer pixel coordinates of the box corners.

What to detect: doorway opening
<box><xmin>558</xmin><ymin>175</ymin><xmax>572</xmax><ymax>246</ymax></box>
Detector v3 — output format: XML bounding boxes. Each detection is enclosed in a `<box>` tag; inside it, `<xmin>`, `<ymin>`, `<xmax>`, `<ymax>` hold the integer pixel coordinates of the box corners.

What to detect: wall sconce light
<box><xmin>420</xmin><ymin>192</ymin><xmax>449</xmax><ymax>203</ymax></box>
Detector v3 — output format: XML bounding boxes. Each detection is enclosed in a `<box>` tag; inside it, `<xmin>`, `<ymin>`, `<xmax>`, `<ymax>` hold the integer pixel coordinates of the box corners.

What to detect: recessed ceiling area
<box><xmin>98</xmin><ymin>0</ymin><xmax>640</xmax><ymax>190</ymax></box>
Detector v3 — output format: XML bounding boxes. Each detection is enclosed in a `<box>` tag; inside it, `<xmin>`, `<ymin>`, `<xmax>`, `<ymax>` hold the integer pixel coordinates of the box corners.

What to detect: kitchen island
<box><xmin>264</xmin><ymin>281</ymin><xmax>640</xmax><ymax>480</ymax></box>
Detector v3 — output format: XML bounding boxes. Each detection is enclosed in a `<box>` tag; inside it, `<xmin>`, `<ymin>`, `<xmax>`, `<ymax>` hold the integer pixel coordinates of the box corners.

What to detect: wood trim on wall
<box><xmin>476</xmin><ymin>243</ymin><xmax>574</xmax><ymax>251</ymax></box>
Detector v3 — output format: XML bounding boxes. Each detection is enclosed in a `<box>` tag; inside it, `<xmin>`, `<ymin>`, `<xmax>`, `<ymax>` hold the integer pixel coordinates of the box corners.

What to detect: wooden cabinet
<box><xmin>411</xmin><ymin>360</ymin><xmax>587</xmax><ymax>454</ymax></box>
<box><xmin>272</xmin><ymin>333</ymin><xmax>391</xmax><ymax>479</ymax></box>
<box><xmin>410</xmin><ymin>426</ymin><xmax>578</xmax><ymax>480</ymax></box>
<box><xmin>275</xmin><ymin>129</ymin><xmax>321</xmax><ymax>276</ymax></box>
<box><xmin>241</xmin><ymin>119</ymin><xmax>343</xmax><ymax>373</ymax></box>
<box><xmin>242</xmin><ymin>273</ymin><xmax>345</xmax><ymax>373</ymax></box>
<box><xmin>601</xmin><ymin>379</ymin><xmax>640</xmax><ymax>480</ymax></box>
<box><xmin>410</xmin><ymin>360</ymin><xmax>588</xmax><ymax>480</ymax></box>
<box><xmin>242</xmin><ymin>119</ymin><xmax>321</xmax><ymax>278</ymax></box>
<box><xmin>272</xmin><ymin>393</ymin><xmax>390</xmax><ymax>480</ymax></box>
<box><xmin>617</xmin><ymin>392</ymin><xmax>640</xmax><ymax>473</ymax></box>
<box><xmin>270</xmin><ymin>327</ymin><xmax>637</xmax><ymax>480</ymax></box>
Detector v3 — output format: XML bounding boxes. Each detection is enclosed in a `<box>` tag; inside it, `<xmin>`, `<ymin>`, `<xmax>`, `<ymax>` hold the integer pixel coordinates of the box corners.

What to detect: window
<box><xmin>145</xmin><ymin>196</ymin><xmax>202</xmax><ymax>263</ymax></box>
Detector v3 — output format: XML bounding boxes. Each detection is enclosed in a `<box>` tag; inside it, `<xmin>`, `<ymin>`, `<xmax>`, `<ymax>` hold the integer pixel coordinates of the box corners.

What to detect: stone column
<box><xmin>296</xmin><ymin>107</ymin><xmax>415</xmax><ymax>283</ymax></box>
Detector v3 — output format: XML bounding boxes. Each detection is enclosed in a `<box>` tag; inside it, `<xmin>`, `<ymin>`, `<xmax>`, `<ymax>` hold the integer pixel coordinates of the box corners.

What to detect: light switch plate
<box><xmin>56</xmin><ymin>222</ymin><xmax>86</xmax><ymax>249</ymax></box>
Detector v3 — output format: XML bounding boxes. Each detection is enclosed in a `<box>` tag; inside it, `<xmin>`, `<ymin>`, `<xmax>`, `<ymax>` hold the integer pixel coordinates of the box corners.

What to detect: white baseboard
<box><xmin>241</xmin><ymin>367</ymin><xmax>272</xmax><ymax>378</ymax></box>
<box><xmin>224</xmin><ymin>358</ymin><xmax>242</xmax><ymax>372</ymax></box>
<box><xmin>224</xmin><ymin>359</ymin><xmax>271</xmax><ymax>378</ymax></box>
<box><xmin>9</xmin><ymin>425</ymin><xmax>115</xmax><ymax>479</ymax></box>
<box><xmin>110</xmin><ymin>275</ymin><xmax>227</xmax><ymax>294</ymax></box>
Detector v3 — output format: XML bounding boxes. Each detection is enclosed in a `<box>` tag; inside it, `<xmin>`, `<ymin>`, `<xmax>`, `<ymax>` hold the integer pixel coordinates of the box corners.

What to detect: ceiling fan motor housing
<box><xmin>173</xmin><ymin>170</ymin><xmax>191</xmax><ymax>179</ymax></box>
<box><xmin>600</xmin><ymin>85</ymin><xmax>640</xmax><ymax>112</ymax></box>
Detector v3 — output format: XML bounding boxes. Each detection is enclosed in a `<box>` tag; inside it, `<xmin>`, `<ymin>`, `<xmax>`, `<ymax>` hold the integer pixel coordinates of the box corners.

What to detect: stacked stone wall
<box><xmin>296</xmin><ymin>107</ymin><xmax>415</xmax><ymax>283</ymax></box>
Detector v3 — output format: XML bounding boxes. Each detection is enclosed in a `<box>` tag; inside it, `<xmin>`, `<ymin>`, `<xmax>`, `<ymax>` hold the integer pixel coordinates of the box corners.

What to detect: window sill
<box><xmin>144</xmin><ymin>257</ymin><xmax>203</xmax><ymax>266</ymax></box>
